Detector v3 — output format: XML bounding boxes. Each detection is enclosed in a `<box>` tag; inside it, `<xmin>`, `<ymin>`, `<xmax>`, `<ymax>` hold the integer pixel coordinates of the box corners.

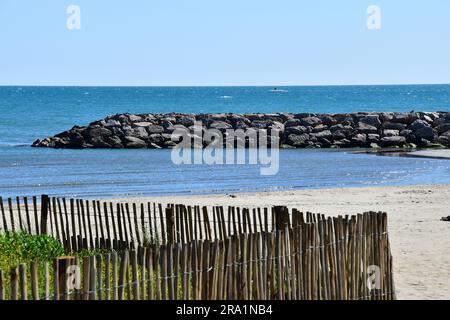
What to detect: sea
<box><xmin>1</xmin><ymin>84</ymin><xmax>450</xmax><ymax>198</ymax></box>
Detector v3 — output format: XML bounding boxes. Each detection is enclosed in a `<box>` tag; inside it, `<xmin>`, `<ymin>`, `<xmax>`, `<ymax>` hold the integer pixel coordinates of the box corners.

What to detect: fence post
<box><xmin>40</xmin><ymin>195</ymin><xmax>49</xmax><ymax>235</ymax></box>
<box><xmin>57</xmin><ymin>257</ymin><xmax>76</xmax><ymax>300</ymax></box>
<box><xmin>274</xmin><ymin>206</ymin><xmax>289</xmax><ymax>231</ymax></box>
<box><xmin>0</xmin><ymin>269</ymin><xmax>4</xmax><ymax>300</ymax></box>
<box><xmin>166</xmin><ymin>207</ymin><xmax>175</xmax><ymax>244</ymax></box>
<box><xmin>10</xmin><ymin>266</ymin><xmax>18</xmax><ymax>300</ymax></box>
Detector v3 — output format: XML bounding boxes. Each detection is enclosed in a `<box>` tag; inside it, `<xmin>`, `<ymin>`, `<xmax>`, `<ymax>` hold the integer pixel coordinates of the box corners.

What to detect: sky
<box><xmin>0</xmin><ymin>0</ymin><xmax>449</xmax><ymax>86</ymax></box>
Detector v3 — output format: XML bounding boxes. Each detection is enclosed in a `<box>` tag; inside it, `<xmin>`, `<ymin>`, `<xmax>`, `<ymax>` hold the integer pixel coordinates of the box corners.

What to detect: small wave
<box><xmin>219</xmin><ymin>96</ymin><xmax>233</xmax><ymax>99</ymax></box>
<box><xmin>269</xmin><ymin>89</ymin><xmax>288</xmax><ymax>93</ymax></box>
<box><xmin>0</xmin><ymin>142</ymin><xmax>30</xmax><ymax>147</ymax></box>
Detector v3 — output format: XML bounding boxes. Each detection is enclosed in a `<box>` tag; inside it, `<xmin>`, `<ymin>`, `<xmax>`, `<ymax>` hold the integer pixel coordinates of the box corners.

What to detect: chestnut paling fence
<box><xmin>0</xmin><ymin>196</ymin><xmax>396</xmax><ymax>300</ymax></box>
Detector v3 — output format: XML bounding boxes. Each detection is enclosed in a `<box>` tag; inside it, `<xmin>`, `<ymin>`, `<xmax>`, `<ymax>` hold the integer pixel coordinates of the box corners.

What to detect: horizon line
<box><xmin>1</xmin><ymin>82</ymin><xmax>450</xmax><ymax>88</ymax></box>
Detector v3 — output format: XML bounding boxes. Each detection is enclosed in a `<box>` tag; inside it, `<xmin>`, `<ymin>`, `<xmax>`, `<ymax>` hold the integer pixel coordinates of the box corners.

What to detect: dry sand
<box><xmin>113</xmin><ymin>184</ymin><xmax>450</xmax><ymax>300</ymax></box>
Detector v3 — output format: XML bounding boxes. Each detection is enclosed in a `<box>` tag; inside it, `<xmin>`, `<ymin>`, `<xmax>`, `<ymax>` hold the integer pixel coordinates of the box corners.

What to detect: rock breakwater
<box><xmin>32</xmin><ymin>112</ymin><xmax>450</xmax><ymax>149</ymax></box>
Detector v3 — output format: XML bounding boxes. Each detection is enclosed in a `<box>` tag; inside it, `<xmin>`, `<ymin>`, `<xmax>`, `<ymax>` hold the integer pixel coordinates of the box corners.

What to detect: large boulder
<box><xmin>359</xmin><ymin>115</ymin><xmax>381</xmax><ymax>128</ymax></box>
<box><xmin>330</xmin><ymin>124</ymin><xmax>344</xmax><ymax>132</ymax></box>
<box><xmin>436</xmin><ymin>123</ymin><xmax>450</xmax><ymax>134</ymax></box>
<box><xmin>124</xmin><ymin>136</ymin><xmax>147</xmax><ymax>148</ymax></box>
<box><xmin>356</xmin><ymin>122</ymin><xmax>378</xmax><ymax>134</ymax></box>
<box><xmin>284</xmin><ymin>119</ymin><xmax>303</xmax><ymax>127</ymax></box>
<box><xmin>177</xmin><ymin>116</ymin><xmax>196</xmax><ymax>127</ymax></box>
<box><xmin>415</xmin><ymin>126</ymin><xmax>437</xmax><ymax>141</ymax></box>
<box><xmin>319</xmin><ymin>115</ymin><xmax>337</xmax><ymax>126</ymax></box>
<box><xmin>210</xmin><ymin>121</ymin><xmax>232</xmax><ymax>130</ymax></box>
<box><xmin>106</xmin><ymin>136</ymin><xmax>124</xmax><ymax>148</ymax></box>
<box><xmin>285</xmin><ymin>126</ymin><xmax>308</xmax><ymax>136</ymax></box>
<box><xmin>132</xmin><ymin>127</ymin><xmax>148</xmax><ymax>139</ymax></box>
<box><xmin>300</xmin><ymin>117</ymin><xmax>321</xmax><ymax>127</ymax></box>
<box><xmin>367</xmin><ymin>134</ymin><xmax>380</xmax><ymax>142</ymax></box>
<box><xmin>90</xmin><ymin>136</ymin><xmax>112</xmax><ymax>148</ymax></box>
<box><xmin>379</xmin><ymin>136</ymin><xmax>406</xmax><ymax>147</ymax></box>
<box><xmin>134</xmin><ymin>122</ymin><xmax>153</xmax><ymax>128</ymax></box>
<box><xmin>286</xmin><ymin>134</ymin><xmax>310</xmax><ymax>147</ymax></box>
<box><xmin>382</xmin><ymin>130</ymin><xmax>399</xmax><ymax>137</ymax></box>
<box><xmin>86</xmin><ymin>127</ymin><xmax>112</xmax><ymax>138</ymax></box>
<box><xmin>351</xmin><ymin>134</ymin><xmax>367</xmax><ymax>147</ymax></box>
<box><xmin>381</xmin><ymin>122</ymin><xmax>406</xmax><ymax>131</ymax></box>
<box><xmin>146</xmin><ymin>125</ymin><xmax>164</xmax><ymax>134</ymax></box>
<box><xmin>409</xmin><ymin>119</ymin><xmax>430</xmax><ymax>132</ymax></box>
<box><xmin>128</xmin><ymin>114</ymin><xmax>142</xmax><ymax>122</ymax></box>
<box><xmin>311</xmin><ymin>130</ymin><xmax>332</xmax><ymax>140</ymax></box>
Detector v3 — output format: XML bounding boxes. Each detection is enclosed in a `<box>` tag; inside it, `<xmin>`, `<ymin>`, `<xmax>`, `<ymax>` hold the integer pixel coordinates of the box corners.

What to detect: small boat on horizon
<box><xmin>270</xmin><ymin>87</ymin><xmax>289</xmax><ymax>93</ymax></box>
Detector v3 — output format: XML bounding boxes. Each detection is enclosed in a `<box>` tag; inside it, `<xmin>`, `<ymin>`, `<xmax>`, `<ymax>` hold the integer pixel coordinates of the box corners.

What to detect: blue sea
<box><xmin>1</xmin><ymin>85</ymin><xmax>450</xmax><ymax>198</ymax></box>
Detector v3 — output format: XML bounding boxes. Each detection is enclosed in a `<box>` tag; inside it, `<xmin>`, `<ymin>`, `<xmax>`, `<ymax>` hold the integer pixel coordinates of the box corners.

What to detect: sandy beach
<box><xmin>113</xmin><ymin>184</ymin><xmax>450</xmax><ymax>300</ymax></box>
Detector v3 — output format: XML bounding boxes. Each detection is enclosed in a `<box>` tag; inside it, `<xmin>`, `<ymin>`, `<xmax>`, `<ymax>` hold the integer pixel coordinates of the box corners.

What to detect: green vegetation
<box><xmin>0</xmin><ymin>231</ymin><xmax>65</xmax><ymax>270</ymax></box>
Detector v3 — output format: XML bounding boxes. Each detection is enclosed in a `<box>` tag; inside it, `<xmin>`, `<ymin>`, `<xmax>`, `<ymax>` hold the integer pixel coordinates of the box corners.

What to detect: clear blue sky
<box><xmin>1</xmin><ymin>0</ymin><xmax>449</xmax><ymax>86</ymax></box>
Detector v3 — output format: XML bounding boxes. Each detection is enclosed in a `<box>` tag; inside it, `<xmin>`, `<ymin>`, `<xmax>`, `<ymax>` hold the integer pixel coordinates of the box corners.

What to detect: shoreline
<box><xmin>110</xmin><ymin>184</ymin><xmax>450</xmax><ymax>300</ymax></box>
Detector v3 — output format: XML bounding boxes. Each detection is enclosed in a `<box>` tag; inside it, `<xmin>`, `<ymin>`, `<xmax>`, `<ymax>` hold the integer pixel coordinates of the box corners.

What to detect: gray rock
<box><xmin>285</xmin><ymin>119</ymin><xmax>303</xmax><ymax>127</ymax></box>
<box><xmin>128</xmin><ymin>114</ymin><xmax>142</xmax><ymax>122</ymax></box>
<box><xmin>286</xmin><ymin>134</ymin><xmax>310</xmax><ymax>147</ymax></box>
<box><xmin>356</xmin><ymin>122</ymin><xmax>378</xmax><ymax>134</ymax></box>
<box><xmin>382</xmin><ymin>130</ymin><xmax>399</xmax><ymax>137</ymax></box>
<box><xmin>392</xmin><ymin>113</ymin><xmax>416</xmax><ymax>124</ymax></box>
<box><xmin>332</xmin><ymin>139</ymin><xmax>350</xmax><ymax>148</ymax></box>
<box><xmin>300</xmin><ymin>117</ymin><xmax>321</xmax><ymax>127</ymax></box>
<box><xmin>332</xmin><ymin>131</ymin><xmax>347</xmax><ymax>140</ymax></box>
<box><xmin>436</xmin><ymin>123</ymin><xmax>450</xmax><ymax>134</ymax></box>
<box><xmin>360</xmin><ymin>115</ymin><xmax>381</xmax><ymax>128</ymax></box>
<box><xmin>106</xmin><ymin>136</ymin><xmax>124</xmax><ymax>148</ymax></box>
<box><xmin>409</xmin><ymin>119</ymin><xmax>430</xmax><ymax>132</ymax></box>
<box><xmin>415</xmin><ymin>126</ymin><xmax>437</xmax><ymax>141</ymax></box>
<box><xmin>235</xmin><ymin>121</ymin><xmax>249</xmax><ymax>130</ymax></box>
<box><xmin>367</xmin><ymin>134</ymin><xmax>380</xmax><ymax>142</ymax></box>
<box><xmin>438</xmin><ymin>135</ymin><xmax>450</xmax><ymax>146</ymax></box>
<box><xmin>351</xmin><ymin>134</ymin><xmax>367</xmax><ymax>147</ymax></box>
<box><xmin>178</xmin><ymin>116</ymin><xmax>196</xmax><ymax>127</ymax></box>
<box><xmin>104</xmin><ymin>120</ymin><xmax>121</xmax><ymax>128</ymax></box>
<box><xmin>132</xmin><ymin>127</ymin><xmax>148</xmax><ymax>139</ymax></box>
<box><xmin>146</xmin><ymin>125</ymin><xmax>164</xmax><ymax>134</ymax></box>
<box><xmin>418</xmin><ymin>113</ymin><xmax>433</xmax><ymax>124</ymax></box>
<box><xmin>381</xmin><ymin>122</ymin><xmax>407</xmax><ymax>131</ymax></box>
<box><xmin>400</xmin><ymin>129</ymin><xmax>413</xmax><ymax>137</ymax></box>
<box><xmin>330</xmin><ymin>124</ymin><xmax>344</xmax><ymax>132</ymax></box>
<box><xmin>124</xmin><ymin>136</ymin><xmax>147</xmax><ymax>148</ymax></box>
<box><xmin>379</xmin><ymin>136</ymin><xmax>406</xmax><ymax>147</ymax></box>
<box><xmin>160</xmin><ymin>120</ymin><xmax>173</xmax><ymax>128</ymax></box>
<box><xmin>134</xmin><ymin>122</ymin><xmax>153</xmax><ymax>128</ymax></box>
<box><xmin>251</xmin><ymin>120</ymin><xmax>269</xmax><ymax>129</ymax></box>
<box><xmin>90</xmin><ymin>136</ymin><xmax>112</xmax><ymax>148</ymax></box>
<box><xmin>148</xmin><ymin>133</ymin><xmax>165</xmax><ymax>145</ymax></box>
<box><xmin>285</xmin><ymin>126</ymin><xmax>308</xmax><ymax>136</ymax></box>
<box><xmin>210</xmin><ymin>121</ymin><xmax>232</xmax><ymax>130</ymax></box>
<box><xmin>317</xmin><ymin>138</ymin><xmax>332</xmax><ymax>147</ymax></box>
<box><xmin>87</xmin><ymin>127</ymin><xmax>112</xmax><ymax>138</ymax></box>
<box><xmin>311</xmin><ymin>130</ymin><xmax>332</xmax><ymax>139</ymax></box>
<box><xmin>319</xmin><ymin>115</ymin><xmax>337</xmax><ymax>126</ymax></box>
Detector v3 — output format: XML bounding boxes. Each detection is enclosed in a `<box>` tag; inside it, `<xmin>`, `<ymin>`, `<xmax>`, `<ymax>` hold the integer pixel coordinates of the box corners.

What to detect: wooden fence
<box><xmin>0</xmin><ymin>211</ymin><xmax>396</xmax><ymax>300</ymax></box>
<box><xmin>1</xmin><ymin>195</ymin><xmax>328</xmax><ymax>251</ymax></box>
